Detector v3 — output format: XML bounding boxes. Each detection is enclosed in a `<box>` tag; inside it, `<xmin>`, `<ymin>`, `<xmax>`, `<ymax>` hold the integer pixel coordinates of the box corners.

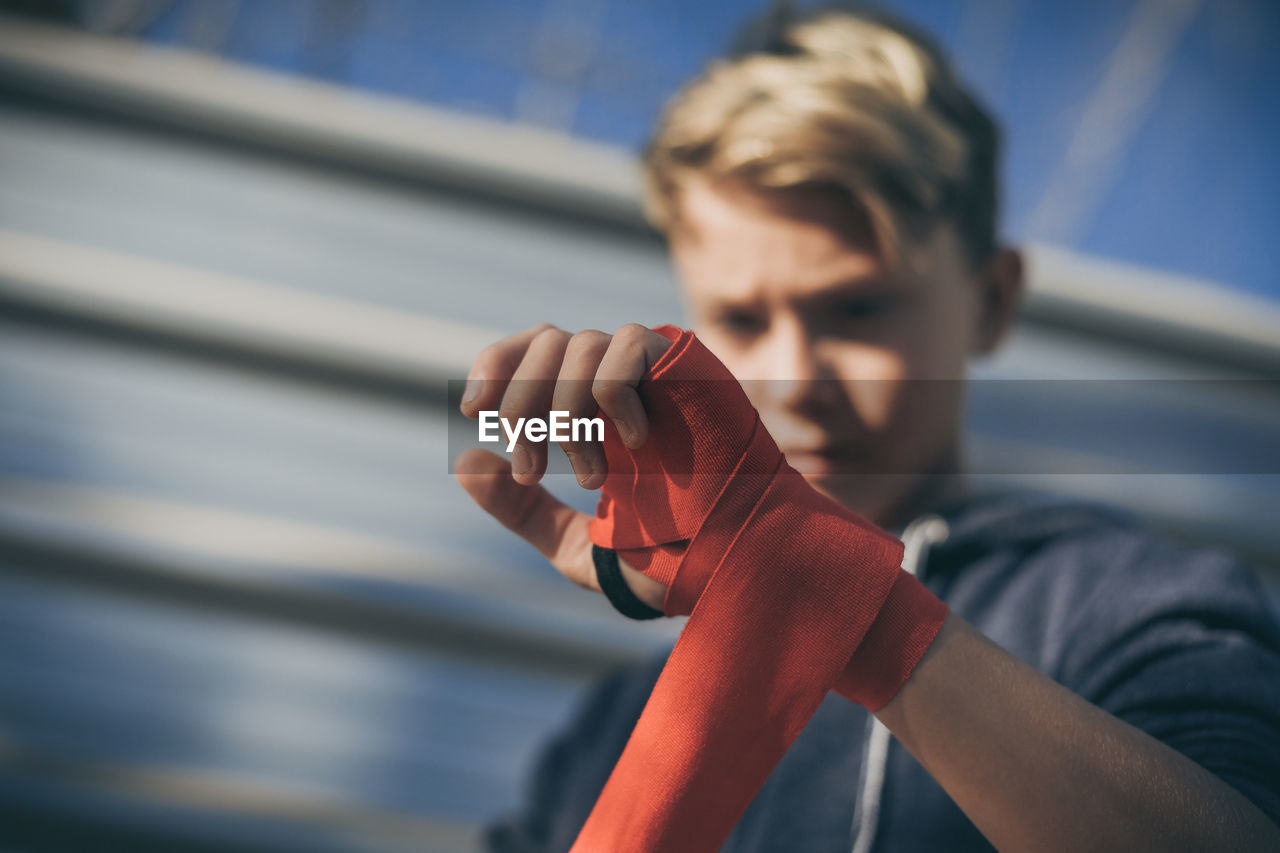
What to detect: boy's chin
<box><xmin>800</xmin><ymin>471</ymin><xmax>937</xmax><ymax>529</ymax></box>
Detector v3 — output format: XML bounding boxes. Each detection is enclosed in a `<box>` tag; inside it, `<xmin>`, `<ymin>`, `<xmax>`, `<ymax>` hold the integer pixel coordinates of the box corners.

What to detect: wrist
<box><xmin>618</xmin><ymin>556</ymin><xmax>669</xmax><ymax>611</ymax></box>
<box><xmin>833</xmin><ymin>569</ymin><xmax>950</xmax><ymax>709</ymax></box>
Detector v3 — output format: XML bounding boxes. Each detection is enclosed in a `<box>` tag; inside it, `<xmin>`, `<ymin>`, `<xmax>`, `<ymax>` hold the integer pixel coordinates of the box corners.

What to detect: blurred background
<box><xmin>0</xmin><ymin>1</ymin><xmax>1277</xmax><ymax>851</ymax></box>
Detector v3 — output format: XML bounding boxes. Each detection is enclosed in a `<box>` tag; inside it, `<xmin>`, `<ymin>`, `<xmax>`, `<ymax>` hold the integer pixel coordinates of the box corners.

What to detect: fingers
<box><xmin>454</xmin><ymin>448</ymin><xmax>597</xmax><ymax>592</ymax></box>
<box><xmin>455</xmin><ymin>448</ymin><xmax>669</xmax><ymax>610</ymax></box>
<box><xmin>593</xmin><ymin>323</ymin><xmax>672</xmax><ymax>449</ymax></box>
<box><xmin>460</xmin><ymin>322</ymin><xmax>558</xmax><ymax>419</ymax></box>
<box><xmin>501</xmin><ymin>327</ymin><xmax>571</xmax><ymax>484</ymax></box>
<box><xmin>553</xmin><ymin>330</ymin><xmax>612</xmax><ymax>488</ymax></box>
<box><xmin>460</xmin><ymin>322</ymin><xmax>674</xmax><ymax>487</ymax></box>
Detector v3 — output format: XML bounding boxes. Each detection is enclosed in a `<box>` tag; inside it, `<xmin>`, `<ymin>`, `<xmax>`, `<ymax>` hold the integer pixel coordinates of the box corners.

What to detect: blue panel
<box><xmin>1075</xmin><ymin>0</ymin><xmax>1280</xmax><ymax>297</ymax></box>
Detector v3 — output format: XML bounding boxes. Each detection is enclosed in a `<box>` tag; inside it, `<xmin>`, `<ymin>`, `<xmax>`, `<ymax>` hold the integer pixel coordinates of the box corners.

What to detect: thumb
<box><xmin>454</xmin><ymin>448</ymin><xmax>598</xmax><ymax>593</ymax></box>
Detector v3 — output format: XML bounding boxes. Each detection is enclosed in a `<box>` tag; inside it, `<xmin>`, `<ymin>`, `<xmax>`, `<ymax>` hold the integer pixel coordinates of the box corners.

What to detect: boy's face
<box><xmin>670</xmin><ymin>178</ymin><xmax>1016</xmax><ymax>527</ymax></box>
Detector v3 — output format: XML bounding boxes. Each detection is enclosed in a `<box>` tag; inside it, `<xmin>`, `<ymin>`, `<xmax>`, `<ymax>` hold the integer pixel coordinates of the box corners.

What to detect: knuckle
<box><xmin>614</xmin><ymin>322</ymin><xmax>648</xmax><ymax>343</ymax></box>
<box><xmin>551</xmin><ymin>381</ymin><xmax>586</xmax><ymax>413</ymax></box>
<box><xmin>474</xmin><ymin>334</ymin><xmax>528</xmax><ymax>377</ymax></box>
<box><xmin>497</xmin><ymin>399</ymin><xmax>520</xmax><ymax>423</ymax></box>
<box><xmin>499</xmin><ymin>390</ymin><xmax>531</xmax><ymax>422</ymax></box>
<box><xmin>471</xmin><ymin>344</ymin><xmax>503</xmax><ymax>377</ymax></box>
<box><xmin>592</xmin><ymin>378</ymin><xmax>627</xmax><ymax>407</ymax></box>
<box><xmin>531</xmin><ymin>326</ymin><xmax>569</xmax><ymax>350</ymax></box>
<box><xmin>566</xmin><ymin>329</ymin><xmax>611</xmax><ymax>356</ymax></box>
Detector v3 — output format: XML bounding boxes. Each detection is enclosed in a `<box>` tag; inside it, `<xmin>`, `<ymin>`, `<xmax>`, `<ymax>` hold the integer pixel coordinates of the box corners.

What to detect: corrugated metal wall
<box><xmin>1</xmin><ymin>19</ymin><xmax>1277</xmax><ymax>852</ymax></box>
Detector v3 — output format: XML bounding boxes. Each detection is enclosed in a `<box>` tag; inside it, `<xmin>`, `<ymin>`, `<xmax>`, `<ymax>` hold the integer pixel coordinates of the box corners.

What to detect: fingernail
<box><xmin>584</xmin><ymin>453</ymin><xmax>604</xmax><ymax>487</ymax></box>
<box><xmin>511</xmin><ymin>444</ymin><xmax>532</xmax><ymax>476</ymax></box>
<box><xmin>461</xmin><ymin>378</ymin><xmax>482</xmax><ymax>406</ymax></box>
<box><xmin>566</xmin><ymin>452</ymin><xmax>589</xmax><ymax>487</ymax></box>
<box><xmin>612</xmin><ymin>417</ymin><xmax>635</xmax><ymax>447</ymax></box>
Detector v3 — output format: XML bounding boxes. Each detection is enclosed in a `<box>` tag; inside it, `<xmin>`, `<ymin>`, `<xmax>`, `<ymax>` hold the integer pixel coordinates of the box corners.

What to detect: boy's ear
<box><xmin>972</xmin><ymin>248</ymin><xmax>1024</xmax><ymax>356</ymax></box>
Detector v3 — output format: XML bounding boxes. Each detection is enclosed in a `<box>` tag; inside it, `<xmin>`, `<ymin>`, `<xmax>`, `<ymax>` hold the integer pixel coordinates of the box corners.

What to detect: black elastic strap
<box><xmin>593</xmin><ymin>545</ymin><xmax>664</xmax><ymax>620</ymax></box>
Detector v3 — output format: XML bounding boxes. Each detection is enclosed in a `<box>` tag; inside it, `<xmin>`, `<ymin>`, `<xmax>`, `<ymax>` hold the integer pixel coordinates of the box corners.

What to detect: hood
<box><xmin>898</xmin><ymin>488</ymin><xmax>1139</xmax><ymax>580</ymax></box>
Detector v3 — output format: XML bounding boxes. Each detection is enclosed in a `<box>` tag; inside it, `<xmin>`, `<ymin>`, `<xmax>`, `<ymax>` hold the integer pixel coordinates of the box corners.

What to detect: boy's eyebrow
<box><xmin>793</xmin><ymin>273</ymin><xmax>900</xmax><ymax>306</ymax></box>
<box><xmin>701</xmin><ymin>293</ymin><xmax>765</xmax><ymax>314</ymax></box>
<box><xmin>696</xmin><ymin>270</ymin><xmax>901</xmax><ymax>312</ymax></box>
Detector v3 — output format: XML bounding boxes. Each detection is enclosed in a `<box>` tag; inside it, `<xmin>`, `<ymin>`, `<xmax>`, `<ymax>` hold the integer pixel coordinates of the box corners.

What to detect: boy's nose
<box><xmin>755</xmin><ymin>320</ymin><xmax>839</xmax><ymax>412</ymax></box>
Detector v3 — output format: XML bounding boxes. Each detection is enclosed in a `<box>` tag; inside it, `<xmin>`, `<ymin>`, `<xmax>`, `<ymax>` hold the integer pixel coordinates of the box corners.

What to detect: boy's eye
<box><xmin>717</xmin><ymin>310</ymin><xmax>766</xmax><ymax>336</ymax></box>
<box><xmin>835</xmin><ymin>297</ymin><xmax>889</xmax><ymax>320</ymax></box>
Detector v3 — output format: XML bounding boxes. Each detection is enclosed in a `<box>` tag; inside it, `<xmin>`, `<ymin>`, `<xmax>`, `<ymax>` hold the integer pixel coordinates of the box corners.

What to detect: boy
<box><xmin>456</xmin><ymin>6</ymin><xmax>1280</xmax><ymax>851</ymax></box>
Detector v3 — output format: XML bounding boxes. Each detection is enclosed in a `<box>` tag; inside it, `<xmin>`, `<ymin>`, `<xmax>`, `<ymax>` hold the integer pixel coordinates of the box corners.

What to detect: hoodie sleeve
<box><xmin>1052</xmin><ymin>533</ymin><xmax>1280</xmax><ymax>828</ymax></box>
<box><xmin>482</xmin><ymin>655</ymin><xmax>665</xmax><ymax>853</ymax></box>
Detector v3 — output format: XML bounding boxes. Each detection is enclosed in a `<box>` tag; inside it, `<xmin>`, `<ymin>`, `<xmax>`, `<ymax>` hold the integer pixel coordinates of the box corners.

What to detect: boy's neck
<box><xmin>872</xmin><ymin>446</ymin><xmax>970</xmax><ymax>533</ymax></box>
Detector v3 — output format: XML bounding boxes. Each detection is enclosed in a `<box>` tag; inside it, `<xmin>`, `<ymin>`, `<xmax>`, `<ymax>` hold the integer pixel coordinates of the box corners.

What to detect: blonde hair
<box><xmin>642</xmin><ymin>4</ymin><xmax>1000</xmax><ymax>266</ymax></box>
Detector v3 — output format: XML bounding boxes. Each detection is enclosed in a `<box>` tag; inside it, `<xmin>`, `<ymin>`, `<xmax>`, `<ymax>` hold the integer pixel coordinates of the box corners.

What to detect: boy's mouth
<box><xmin>781</xmin><ymin>443</ymin><xmax>857</xmax><ymax>476</ymax></box>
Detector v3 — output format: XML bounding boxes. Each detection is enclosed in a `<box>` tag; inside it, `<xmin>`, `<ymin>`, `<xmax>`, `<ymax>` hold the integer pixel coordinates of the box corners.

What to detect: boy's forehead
<box><xmin>675</xmin><ymin>178</ymin><xmax>875</xmax><ymax>242</ymax></box>
<box><xmin>671</xmin><ymin>178</ymin><xmax>894</xmax><ymax>302</ymax></box>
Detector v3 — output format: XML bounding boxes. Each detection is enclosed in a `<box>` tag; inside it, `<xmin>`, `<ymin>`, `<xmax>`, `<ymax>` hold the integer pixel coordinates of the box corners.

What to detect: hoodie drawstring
<box><xmin>849</xmin><ymin>514</ymin><xmax>950</xmax><ymax>853</ymax></box>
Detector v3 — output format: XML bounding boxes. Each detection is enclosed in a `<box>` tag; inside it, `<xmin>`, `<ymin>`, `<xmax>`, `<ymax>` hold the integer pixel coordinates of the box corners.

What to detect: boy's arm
<box><xmin>874</xmin><ymin>540</ymin><xmax>1280</xmax><ymax>853</ymax></box>
<box><xmin>877</xmin><ymin>613</ymin><xmax>1280</xmax><ymax>853</ymax></box>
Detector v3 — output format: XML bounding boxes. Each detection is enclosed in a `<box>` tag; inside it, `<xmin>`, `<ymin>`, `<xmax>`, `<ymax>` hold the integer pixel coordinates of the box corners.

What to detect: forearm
<box><xmin>875</xmin><ymin>615</ymin><xmax>1280</xmax><ymax>852</ymax></box>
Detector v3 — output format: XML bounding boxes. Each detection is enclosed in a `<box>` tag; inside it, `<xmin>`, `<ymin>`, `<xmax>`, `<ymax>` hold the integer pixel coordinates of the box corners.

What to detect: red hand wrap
<box><xmin>574</xmin><ymin>327</ymin><xmax>948</xmax><ymax>853</ymax></box>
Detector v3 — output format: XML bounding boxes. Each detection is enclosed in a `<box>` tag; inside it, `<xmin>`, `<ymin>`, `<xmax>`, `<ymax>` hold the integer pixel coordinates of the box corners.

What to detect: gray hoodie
<box><xmin>485</xmin><ymin>491</ymin><xmax>1280</xmax><ymax>852</ymax></box>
